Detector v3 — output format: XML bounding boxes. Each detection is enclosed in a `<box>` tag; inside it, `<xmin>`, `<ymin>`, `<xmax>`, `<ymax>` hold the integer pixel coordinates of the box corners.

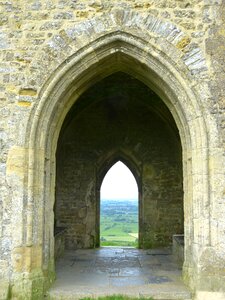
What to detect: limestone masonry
<box><xmin>0</xmin><ymin>0</ymin><xmax>225</xmax><ymax>299</ymax></box>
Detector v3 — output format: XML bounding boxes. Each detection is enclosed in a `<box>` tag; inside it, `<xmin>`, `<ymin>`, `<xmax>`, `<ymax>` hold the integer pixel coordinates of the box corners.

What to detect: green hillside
<box><xmin>100</xmin><ymin>199</ymin><xmax>138</xmax><ymax>247</ymax></box>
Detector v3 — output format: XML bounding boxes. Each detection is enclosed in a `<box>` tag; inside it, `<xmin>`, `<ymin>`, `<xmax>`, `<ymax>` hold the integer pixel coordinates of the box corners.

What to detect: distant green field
<box><xmin>100</xmin><ymin>199</ymin><xmax>138</xmax><ymax>247</ymax></box>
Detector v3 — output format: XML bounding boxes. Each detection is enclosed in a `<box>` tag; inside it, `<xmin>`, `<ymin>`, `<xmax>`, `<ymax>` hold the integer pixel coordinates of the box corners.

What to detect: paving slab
<box><xmin>48</xmin><ymin>247</ymin><xmax>192</xmax><ymax>300</ymax></box>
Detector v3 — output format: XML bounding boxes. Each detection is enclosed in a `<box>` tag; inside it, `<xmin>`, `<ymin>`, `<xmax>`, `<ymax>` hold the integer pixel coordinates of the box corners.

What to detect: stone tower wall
<box><xmin>0</xmin><ymin>1</ymin><xmax>225</xmax><ymax>299</ymax></box>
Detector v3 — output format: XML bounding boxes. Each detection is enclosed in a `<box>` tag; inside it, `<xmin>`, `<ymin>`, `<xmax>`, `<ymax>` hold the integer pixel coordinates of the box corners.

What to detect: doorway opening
<box><xmin>25</xmin><ymin>27</ymin><xmax>214</xmax><ymax>298</ymax></box>
<box><xmin>54</xmin><ymin>72</ymin><xmax>183</xmax><ymax>252</ymax></box>
<box><xmin>100</xmin><ymin>161</ymin><xmax>139</xmax><ymax>247</ymax></box>
<box><xmin>51</xmin><ymin>71</ymin><xmax>186</xmax><ymax>298</ymax></box>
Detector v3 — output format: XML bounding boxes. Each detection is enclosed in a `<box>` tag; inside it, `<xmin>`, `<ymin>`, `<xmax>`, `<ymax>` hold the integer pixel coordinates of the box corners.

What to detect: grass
<box><xmin>80</xmin><ymin>296</ymin><xmax>154</xmax><ymax>300</ymax></box>
<box><xmin>101</xmin><ymin>240</ymin><xmax>138</xmax><ymax>247</ymax></box>
<box><xmin>100</xmin><ymin>224</ymin><xmax>138</xmax><ymax>246</ymax></box>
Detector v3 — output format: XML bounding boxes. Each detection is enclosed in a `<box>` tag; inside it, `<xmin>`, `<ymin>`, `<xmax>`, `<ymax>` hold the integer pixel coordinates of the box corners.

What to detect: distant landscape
<box><xmin>100</xmin><ymin>199</ymin><xmax>138</xmax><ymax>247</ymax></box>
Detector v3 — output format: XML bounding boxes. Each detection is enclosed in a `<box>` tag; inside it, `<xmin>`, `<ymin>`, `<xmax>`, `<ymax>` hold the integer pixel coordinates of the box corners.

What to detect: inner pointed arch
<box><xmin>101</xmin><ymin>160</ymin><xmax>139</xmax><ymax>201</ymax></box>
<box><xmin>100</xmin><ymin>160</ymin><xmax>139</xmax><ymax>247</ymax></box>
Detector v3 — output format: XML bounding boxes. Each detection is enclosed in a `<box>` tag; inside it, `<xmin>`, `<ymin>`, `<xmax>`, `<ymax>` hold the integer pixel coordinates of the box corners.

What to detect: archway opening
<box><xmin>24</xmin><ymin>31</ymin><xmax>212</xmax><ymax>297</ymax></box>
<box><xmin>41</xmin><ymin>54</ymin><xmax>196</xmax><ymax>298</ymax></box>
<box><xmin>100</xmin><ymin>161</ymin><xmax>139</xmax><ymax>247</ymax></box>
<box><xmin>54</xmin><ymin>71</ymin><xmax>183</xmax><ymax>252</ymax></box>
<box><xmin>52</xmin><ymin>71</ymin><xmax>185</xmax><ymax>296</ymax></box>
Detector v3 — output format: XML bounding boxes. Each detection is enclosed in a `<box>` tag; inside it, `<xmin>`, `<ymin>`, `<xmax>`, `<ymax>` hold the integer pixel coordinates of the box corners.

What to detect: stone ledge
<box><xmin>54</xmin><ymin>227</ymin><xmax>67</xmax><ymax>260</ymax></box>
<box><xmin>173</xmin><ymin>234</ymin><xmax>184</xmax><ymax>268</ymax></box>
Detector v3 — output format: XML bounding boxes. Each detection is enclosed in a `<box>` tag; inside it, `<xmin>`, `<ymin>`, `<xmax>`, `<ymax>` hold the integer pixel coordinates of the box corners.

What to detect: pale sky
<box><xmin>100</xmin><ymin>161</ymin><xmax>138</xmax><ymax>200</ymax></box>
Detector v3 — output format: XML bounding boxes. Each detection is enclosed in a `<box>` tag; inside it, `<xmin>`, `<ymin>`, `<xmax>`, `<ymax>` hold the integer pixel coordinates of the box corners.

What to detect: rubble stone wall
<box><xmin>0</xmin><ymin>1</ymin><xmax>224</xmax><ymax>299</ymax></box>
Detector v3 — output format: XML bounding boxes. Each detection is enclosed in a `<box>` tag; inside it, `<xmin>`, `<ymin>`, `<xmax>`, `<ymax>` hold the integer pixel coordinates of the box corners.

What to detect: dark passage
<box><xmin>55</xmin><ymin>72</ymin><xmax>183</xmax><ymax>251</ymax></box>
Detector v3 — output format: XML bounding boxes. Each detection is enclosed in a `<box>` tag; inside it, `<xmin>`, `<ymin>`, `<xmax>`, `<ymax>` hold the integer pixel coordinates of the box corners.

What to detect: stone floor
<box><xmin>48</xmin><ymin>247</ymin><xmax>192</xmax><ymax>300</ymax></box>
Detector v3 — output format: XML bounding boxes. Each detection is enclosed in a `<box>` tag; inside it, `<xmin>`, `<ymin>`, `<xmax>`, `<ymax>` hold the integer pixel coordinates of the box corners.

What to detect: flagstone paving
<box><xmin>48</xmin><ymin>247</ymin><xmax>192</xmax><ymax>300</ymax></box>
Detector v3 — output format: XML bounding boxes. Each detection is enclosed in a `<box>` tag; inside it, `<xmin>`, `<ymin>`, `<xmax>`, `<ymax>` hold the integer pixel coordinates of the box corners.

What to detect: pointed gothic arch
<box><xmin>96</xmin><ymin>151</ymin><xmax>141</xmax><ymax>248</ymax></box>
<box><xmin>9</xmin><ymin>27</ymin><xmax>222</xmax><ymax>298</ymax></box>
<box><xmin>97</xmin><ymin>150</ymin><xmax>141</xmax><ymax>191</ymax></box>
<box><xmin>99</xmin><ymin>160</ymin><xmax>139</xmax><ymax>247</ymax></box>
<box><xmin>25</xmin><ymin>33</ymin><xmax>207</xmax><ymax>290</ymax></box>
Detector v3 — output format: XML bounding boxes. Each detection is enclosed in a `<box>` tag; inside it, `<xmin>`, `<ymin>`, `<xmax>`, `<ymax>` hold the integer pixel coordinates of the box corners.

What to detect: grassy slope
<box><xmin>100</xmin><ymin>200</ymin><xmax>138</xmax><ymax>247</ymax></box>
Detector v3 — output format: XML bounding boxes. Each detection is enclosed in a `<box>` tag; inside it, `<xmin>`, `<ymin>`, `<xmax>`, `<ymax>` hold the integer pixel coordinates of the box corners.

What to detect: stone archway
<box><xmin>97</xmin><ymin>152</ymin><xmax>142</xmax><ymax>249</ymax></box>
<box><xmin>8</xmin><ymin>16</ymin><xmax>223</xmax><ymax>297</ymax></box>
<box><xmin>97</xmin><ymin>151</ymin><xmax>142</xmax><ymax>248</ymax></box>
<box><xmin>54</xmin><ymin>71</ymin><xmax>183</xmax><ymax>252</ymax></box>
<box><xmin>98</xmin><ymin>160</ymin><xmax>140</xmax><ymax>248</ymax></box>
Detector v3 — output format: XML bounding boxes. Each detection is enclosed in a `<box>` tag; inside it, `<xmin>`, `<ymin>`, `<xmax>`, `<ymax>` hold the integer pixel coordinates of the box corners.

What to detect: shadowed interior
<box><xmin>55</xmin><ymin>72</ymin><xmax>183</xmax><ymax>250</ymax></box>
